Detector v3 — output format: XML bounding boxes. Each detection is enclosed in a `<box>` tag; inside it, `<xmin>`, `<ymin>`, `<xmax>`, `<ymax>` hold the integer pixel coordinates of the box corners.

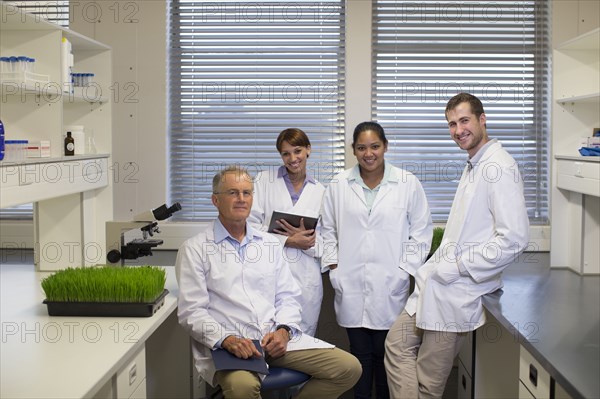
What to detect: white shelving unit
<box><xmin>551</xmin><ymin>24</ymin><xmax>600</xmax><ymax>274</ymax></box>
<box><xmin>0</xmin><ymin>4</ymin><xmax>113</xmax><ymax>270</ymax></box>
<box><xmin>556</xmin><ymin>93</ymin><xmax>600</xmax><ymax>104</ymax></box>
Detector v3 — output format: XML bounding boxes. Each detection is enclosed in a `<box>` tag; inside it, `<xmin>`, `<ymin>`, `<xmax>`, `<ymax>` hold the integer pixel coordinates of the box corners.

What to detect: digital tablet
<box><xmin>212</xmin><ymin>340</ymin><xmax>269</xmax><ymax>375</ymax></box>
<box><xmin>267</xmin><ymin>211</ymin><xmax>319</xmax><ymax>233</ymax></box>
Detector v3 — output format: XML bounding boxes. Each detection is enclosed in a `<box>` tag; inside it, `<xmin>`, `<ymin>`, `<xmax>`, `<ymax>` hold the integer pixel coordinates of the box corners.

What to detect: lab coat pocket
<box><xmin>431</xmin><ymin>259</ymin><xmax>461</xmax><ymax>285</ymax></box>
<box><xmin>328</xmin><ymin>268</ymin><xmax>342</xmax><ymax>293</ymax></box>
<box><xmin>383</xmin><ymin>206</ymin><xmax>407</xmax><ymax>232</ymax></box>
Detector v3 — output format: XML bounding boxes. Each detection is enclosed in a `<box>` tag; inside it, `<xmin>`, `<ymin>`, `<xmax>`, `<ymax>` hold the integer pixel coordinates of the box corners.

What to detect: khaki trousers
<box><xmin>215</xmin><ymin>347</ymin><xmax>361</xmax><ymax>399</ymax></box>
<box><xmin>384</xmin><ymin>310</ymin><xmax>466</xmax><ymax>399</ymax></box>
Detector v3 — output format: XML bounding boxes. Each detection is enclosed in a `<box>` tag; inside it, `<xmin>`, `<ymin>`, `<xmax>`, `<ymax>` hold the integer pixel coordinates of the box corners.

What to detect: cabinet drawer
<box><xmin>117</xmin><ymin>347</ymin><xmax>146</xmax><ymax>399</ymax></box>
<box><xmin>519</xmin><ymin>381</ymin><xmax>536</xmax><ymax>399</ymax></box>
<box><xmin>519</xmin><ymin>346</ymin><xmax>550</xmax><ymax>399</ymax></box>
<box><xmin>557</xmin><ymin>160</ymin><xmax>600</xmax><ymax>180</ymax></box>
<box><xmin>130</xmin><ymin>377</ymin><xmax>147</xmax><ymax>399</ymax></box>
<box><xmin>457</xmin><ymin>359</ymin><xmax>472</xmax><ymax>399</ymax></box>
<box><xmin>556</xmin><ymin>159</ymin><xmax>600</xmax><ymax>196</ymax></box>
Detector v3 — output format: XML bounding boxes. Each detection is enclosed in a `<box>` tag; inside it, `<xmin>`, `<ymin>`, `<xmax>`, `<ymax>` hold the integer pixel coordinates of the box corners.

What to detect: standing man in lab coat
<box><xmin>384</xmin><ymin>93</ymin><xmax>530</xmax><ymax>398</ymax></box>
<box><xmin>176</xmin><ymin>165</ymin><xmax>361</xmax><ymax>399</ymax></box>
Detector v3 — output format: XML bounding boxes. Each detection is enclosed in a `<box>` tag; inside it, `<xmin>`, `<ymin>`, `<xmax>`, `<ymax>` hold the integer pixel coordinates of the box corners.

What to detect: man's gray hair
<box><xmin>212</xmin><ymin>165</ymin><xmax>252</xmax><ymax>193</ymax></box>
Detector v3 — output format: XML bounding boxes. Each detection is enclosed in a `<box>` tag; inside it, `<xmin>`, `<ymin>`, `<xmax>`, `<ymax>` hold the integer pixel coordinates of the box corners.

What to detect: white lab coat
<box><xmin>248</xmin><ymin>167</ymin><xmax>326</xmax><ymax>336</ymax></box>
<box><xmin>176</xmin><ymin>221</ymin><xmax>304</xmax><ymax>386</ymax></box>
<box><xmin>321</xmin><ymin>164</ymin><xmax>433</xmax><ymax>329</ymax></box>
<box><xmin>405</xmin><ymin>141</ymin><xmax>530</xmax><ymax>332</ymax></box>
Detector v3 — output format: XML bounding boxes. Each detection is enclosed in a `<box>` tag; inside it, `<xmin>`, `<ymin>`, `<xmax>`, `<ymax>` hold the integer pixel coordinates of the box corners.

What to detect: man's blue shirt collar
<box><xmin>213</xmin><ymin>218</ymin><xmax>261</xmax><ymax>245</ymax></box>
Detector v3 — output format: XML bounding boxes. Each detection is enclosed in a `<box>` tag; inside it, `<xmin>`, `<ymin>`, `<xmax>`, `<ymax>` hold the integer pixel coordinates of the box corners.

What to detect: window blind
<box><xmin>0</xmin><ymin>1</ymin><xmax>69</xmax><ymax>220</ymax></box>
<box><xmin>372</xmin><ymin>0</ymin><xmax>550</xmax><ymax>223</ymax></box>
<box><xmin>168</xmin><ymin>0</ymin><xmax>346</xmax><ymax>221</ymax></box>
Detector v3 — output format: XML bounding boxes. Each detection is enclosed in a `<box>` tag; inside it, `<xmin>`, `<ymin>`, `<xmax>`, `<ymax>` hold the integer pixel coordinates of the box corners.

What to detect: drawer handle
<box><xmin>575</xmin><ymin>162</ymin><xmax>583</xmax><ymax>177</ymax></box>
<box><xmin>529</xmin><ymin>364</ymin><xmax>538</xmax><ymax>387</ymax></box>
<box><xmin>129</xmin><ymin>363</ymin><xmax>137</xmax><ymax>386</ymax></box>
<box><xmin>462</xmin><ymin>374</ymin><xmax>467</xmax><ymax>390</ymax></box>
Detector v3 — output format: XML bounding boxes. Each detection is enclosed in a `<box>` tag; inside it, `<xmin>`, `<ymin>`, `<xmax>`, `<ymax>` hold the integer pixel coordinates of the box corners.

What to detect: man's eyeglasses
<box><xmin>214</xmin><ymin>189</ymin><xmax>254</xmax><ymax>198</ymax></box>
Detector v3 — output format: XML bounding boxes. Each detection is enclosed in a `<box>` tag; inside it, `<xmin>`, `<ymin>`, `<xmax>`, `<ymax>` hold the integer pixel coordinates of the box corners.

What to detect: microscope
<box><xmin>106</xmin><ymin>203</ymin><xmax>181</xmax><ymax>265</ymax></box>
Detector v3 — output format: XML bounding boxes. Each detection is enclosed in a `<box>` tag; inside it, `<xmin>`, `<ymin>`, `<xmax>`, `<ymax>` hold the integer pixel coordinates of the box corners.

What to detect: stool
<box><xmin>209</xmin><ymin>367</ymin><xmax>311</xmax><ymax>399</ymax></box>
<box><xmin>261</xmin><ymin>367</ymin><xmax>311</xmax><ymax>398</ymax></box>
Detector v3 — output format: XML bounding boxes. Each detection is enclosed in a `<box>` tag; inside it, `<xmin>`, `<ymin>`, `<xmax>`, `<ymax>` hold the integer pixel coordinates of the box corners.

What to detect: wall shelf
<box><xmin>556</xmin><ymin>92</ymin><xmax>600</xmax><ymax>104</ymax></box>
<box><xmin>556</xmin><ymin>27</ymin><xmax>600</xmax><ymax>50</ymax></box>
<box><xmin>0</xmin><ymin>3</ymin><xmax>113</xmax><ymax>270</ymax></box>
<box><xmin>551</xmin><ymin>17</ymin><xmax>600</xmax><ymax>274</ymax></box>
<box><xmin>0</xmin><ymin>79</ymin><xmax>62</xmax><ymax>97</ymax></box>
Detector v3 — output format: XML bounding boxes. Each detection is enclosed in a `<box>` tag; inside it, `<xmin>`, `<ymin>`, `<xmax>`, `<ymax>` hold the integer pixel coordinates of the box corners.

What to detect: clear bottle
<box><xmin>0</xmin><ymin>57</ymin><xmax>8</xmax><ymax>73</ymax></box>
<box><xmin>17</xmin><ymin>56</ymin><xmax>28</xmax><ymax>72</ymax></box>
<box><xmin>85</xmin><ymin>128</ymin><xmax>97</xmax><ymax>154</ymax></box>
<box><xmin>27</xmin><ymin>57</ymin><xmax>35</xmax><ymax>73</ymax></box>
<box><xmin>8</xmin><ymin>56</ymin><xmax>18</xmax><ymax>72</ymax></box>
<box><xmin>65</xmin><ymin>132</ymin><xmax>75</xmax><ymax>156</ymax></box>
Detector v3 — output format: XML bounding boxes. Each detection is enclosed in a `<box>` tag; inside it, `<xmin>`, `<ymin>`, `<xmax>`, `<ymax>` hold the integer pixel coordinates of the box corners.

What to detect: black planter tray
<box><xmin>43</xmin><ymin>289</ymin><xmax>169</xmax><ymax>317</ymax></box>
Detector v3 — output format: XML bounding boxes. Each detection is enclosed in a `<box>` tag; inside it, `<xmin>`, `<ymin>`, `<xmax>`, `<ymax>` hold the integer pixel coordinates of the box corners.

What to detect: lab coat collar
<box><xmin>468</xmin><ymin>138</ymin><xmax>498</xmax><ymax>166</ymax></box>
<box><xmin>347</xmin><ymin>161</ymin><xmax>398</xmax><ymax>185</ymax></box>
<box><xmin>347</xmin><ymin>162</ymin><xmax>399</xmax><ymax>208</ymax></box>
<box><xmin>213</xmin><ymin>218</ymin><xmax>261</xmax><ymax>245</ymax></box>
<box><xmin>277</xmin><ymin>165</ymin><xmax>316</xmax><ymax>185</ymax></box>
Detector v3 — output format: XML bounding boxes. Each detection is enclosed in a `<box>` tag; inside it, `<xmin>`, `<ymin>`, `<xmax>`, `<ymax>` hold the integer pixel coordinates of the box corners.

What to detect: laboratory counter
<box><xmin>0</xmin><ymin>264</ymin><xmax>191</xmax><ymax>399</ymax></box>
<box><xmin>483</xmin><ymin>262</ymin><xmax>599</xmax><ymax>399</ymax></box>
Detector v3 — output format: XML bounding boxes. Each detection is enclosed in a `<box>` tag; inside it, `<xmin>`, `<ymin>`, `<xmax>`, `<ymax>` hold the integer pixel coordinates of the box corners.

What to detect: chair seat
<box><xmin>261</xmin><ymin>367</ymin><xmax>311</xmax><ymax>391</ymax></box>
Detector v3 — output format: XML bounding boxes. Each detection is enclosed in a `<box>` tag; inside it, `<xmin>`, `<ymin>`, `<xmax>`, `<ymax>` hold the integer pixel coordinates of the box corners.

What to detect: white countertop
<box><xmin>0</xmin><ymin>264</ymin><xmax>179</xmax><ymax>399</ymax></box>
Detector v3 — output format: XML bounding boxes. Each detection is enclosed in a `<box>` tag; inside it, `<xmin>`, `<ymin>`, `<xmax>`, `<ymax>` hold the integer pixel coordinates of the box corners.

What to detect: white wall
<box><xmin>0</xmin><ymin>0</ymin><xmax>551</xmax><ymax>252</ymax></box>
<box><xmin>70</xmin><ymin>0</ymin><xmax>167</xmax><ymax>222</ymax></box>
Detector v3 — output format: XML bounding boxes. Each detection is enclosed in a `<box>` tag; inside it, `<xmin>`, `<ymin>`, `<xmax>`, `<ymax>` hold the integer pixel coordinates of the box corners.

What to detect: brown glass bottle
<box><xmin>64</xmin><ymin>131</ymin><xmax>74</xmax><ymax>156</ymax></box>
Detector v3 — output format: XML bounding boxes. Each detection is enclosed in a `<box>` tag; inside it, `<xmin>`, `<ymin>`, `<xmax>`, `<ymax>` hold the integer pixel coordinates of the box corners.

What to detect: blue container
<box><xmin>0</xmin><ymin>119</ymin><xmax>5</xmax><ymax>161</ymax></box>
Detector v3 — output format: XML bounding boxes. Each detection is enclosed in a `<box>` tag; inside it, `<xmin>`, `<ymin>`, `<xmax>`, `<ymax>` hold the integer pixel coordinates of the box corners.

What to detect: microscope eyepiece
<box><xmin>166</xmin><ymin>202</ymin><xmax>182</xmax><ymax>215</ymax></box>
<box><xmin>152</xmin><ymin>202</ymin><xmax>182</xmax><ymax>221</ymax></box>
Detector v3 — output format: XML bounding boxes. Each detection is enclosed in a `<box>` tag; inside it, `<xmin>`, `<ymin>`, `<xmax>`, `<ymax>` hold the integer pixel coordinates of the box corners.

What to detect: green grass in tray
<box><xmin>41</xmin><ymin>266</ymin><xmax>166</xmax><ymax>303</ymax></box>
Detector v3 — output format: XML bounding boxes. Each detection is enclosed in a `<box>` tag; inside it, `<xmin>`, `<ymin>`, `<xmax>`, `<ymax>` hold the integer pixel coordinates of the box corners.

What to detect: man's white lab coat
<box><xmin>405</xmin><ymin>140</ymin><xmax>530</xmax><ymax>332</ymax></box>
<box><xmin>176</xmin><ymin>221</ymin><xmax>303</xmax><ymax>386</ymax></box>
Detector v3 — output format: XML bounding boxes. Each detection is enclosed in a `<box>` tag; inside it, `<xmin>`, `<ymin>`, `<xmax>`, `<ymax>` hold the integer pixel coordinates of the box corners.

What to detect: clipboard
<box><xmin>267</xmin><ymin>211</ymin><xmax>319</xmax><ymax>233</ymax></box>
<box><xmin>212</xmin><ymin>339</ymin><xmax>269</xmax><ymax>375</ymax></box>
